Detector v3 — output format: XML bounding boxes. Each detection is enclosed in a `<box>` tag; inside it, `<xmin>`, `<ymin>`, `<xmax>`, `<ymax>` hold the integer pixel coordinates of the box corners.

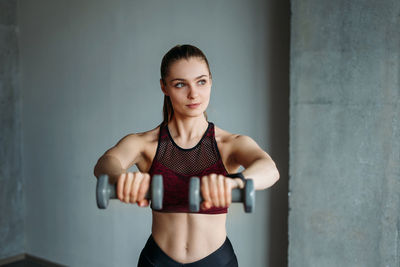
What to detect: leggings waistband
<box><xmin>138</xmin><ymin>235</ymin><xmax>238</xmax><ymax>267</ymax></box>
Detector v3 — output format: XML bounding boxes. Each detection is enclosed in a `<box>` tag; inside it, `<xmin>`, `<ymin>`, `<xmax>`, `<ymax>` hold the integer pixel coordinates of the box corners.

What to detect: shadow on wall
<box><xmin>266</xmin><ymin>0</ymin><xmax>290</xmax><ymax>267</ymax></box>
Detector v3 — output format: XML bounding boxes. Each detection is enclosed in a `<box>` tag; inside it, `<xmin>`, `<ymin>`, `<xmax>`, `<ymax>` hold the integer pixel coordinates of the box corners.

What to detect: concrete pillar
<box><xmin>0</xmin><ymin>0</ymin><xmax>24</xmax><ymax>260</ymax></box>
<box><xmin>289</xmin><ymin>1</ymin><xmax>400</xmax><ymax>266</ymax></box>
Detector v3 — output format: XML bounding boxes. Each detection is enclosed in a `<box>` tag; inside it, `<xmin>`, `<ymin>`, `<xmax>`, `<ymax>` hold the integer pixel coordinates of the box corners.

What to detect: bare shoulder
<box><xmin>214</xmin><ymin>125</ymin><xmax>252</xmax><ymax>147</ymax></box>
<box><xmin>103</xmin><ymin>125</ymin><xmax>160</xmax><ymax>170</ymax></box>
<box><xmin>214</xmin><ymin>125</ymin><xmax>265</xmax><ymax>156</ymax></box>
<box><xmin>114</xmin><ymin>126</ymin><xmax>159</xmax><ymax>147</ymax></box>
<box><xmin>134</xmin><ymin>126</ymin><xmax>160</xmax><ymax>143</ymax></box>
<box><xmin>215</xmin><ymin>125</ymin><xmax>270</xmax><ymax>169</ymax></box>
<box><xmin>214</xmin><ymin>125</ymin><xmax>260</xmax><ymax>171</ymax></box>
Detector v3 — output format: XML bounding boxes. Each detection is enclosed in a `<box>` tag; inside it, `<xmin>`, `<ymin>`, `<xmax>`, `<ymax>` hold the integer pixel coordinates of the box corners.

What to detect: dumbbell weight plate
<box><xmin>188</xmin><ymin>177</ymin><xmax>255</xmax><ymax>213</ymax></box>
<box><xmin>151</xmin><ymin>175</ymin><xmax>163</xmax><ymax>210</ymax></box>
<box><xmin>96</xmin><ymin>174</ymin><xmax>115</xmax><ymax>209</ymax></box>
<box><xmin>96</xmin><ymin>174</ymin><xmax>164</xmax><ymax>210</ymax></box>
<box><xmin>244</xmin><ymin>179</ymin><xmax>255</xmax><ymax>213</ymax></box>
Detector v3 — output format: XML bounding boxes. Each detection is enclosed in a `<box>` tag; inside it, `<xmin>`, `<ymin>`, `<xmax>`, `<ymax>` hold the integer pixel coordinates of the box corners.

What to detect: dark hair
<box><xmin>160</xmin><ymin>44</ymin><xmax>211</xmax><ymax>126</ymax></box>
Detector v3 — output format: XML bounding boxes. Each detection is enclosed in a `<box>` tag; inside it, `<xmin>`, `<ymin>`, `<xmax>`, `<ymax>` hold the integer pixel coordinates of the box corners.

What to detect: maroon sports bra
<box><xmin>148</xmin><ymin>122</ymin><xmax>229</xmax><ymax>214</ymax></box>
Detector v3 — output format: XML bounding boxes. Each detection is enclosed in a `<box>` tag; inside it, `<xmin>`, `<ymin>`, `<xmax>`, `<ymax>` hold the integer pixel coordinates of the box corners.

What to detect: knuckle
<box><xmin>218</xmin><ymin>187</ymin><xmax>224</xmax><ymax>195</ymax></box>
<box><xmin>138</xmin><ymin>186</ymin><xmax>147</xmax><ymax>196</ymax></box>
<box><xmin>210</xmin><ymin>189</ymin><xmax>217</xmax><ymax>199</ymax></box>
<box><xmin>123</xmin><ymin>185</ymin><xmax>130</xmax><ymax>195</ymax></box>
<box><xmin>201</xmin><ymin>182</ymin><xmax>207</xmax><ymax>190</ymax></box>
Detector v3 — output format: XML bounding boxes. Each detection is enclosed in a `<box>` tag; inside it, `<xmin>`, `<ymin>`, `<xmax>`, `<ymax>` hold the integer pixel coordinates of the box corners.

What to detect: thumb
<box><xmin>138</xmin><ymin>199</ymin><xmax>149</xmax><ymax>207</ymax></box>
<box><xmin>200</xmin><ymin>201</ymin><xmax>211</xmax><ymax>210</ymax></box>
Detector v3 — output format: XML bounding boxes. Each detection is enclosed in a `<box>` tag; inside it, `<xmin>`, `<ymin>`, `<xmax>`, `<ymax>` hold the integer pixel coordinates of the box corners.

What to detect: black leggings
<box><xmin>137</xmin><ymin>235</ymin><xmax>238</xmax><ymax>267</ymax></box>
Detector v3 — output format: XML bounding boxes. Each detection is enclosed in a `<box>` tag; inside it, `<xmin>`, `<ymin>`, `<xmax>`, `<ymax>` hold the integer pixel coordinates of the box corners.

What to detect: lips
<box><xmin>186</xmin><ymin>103</ymin><xmax>201</xmax><ymax>109</ymax></box>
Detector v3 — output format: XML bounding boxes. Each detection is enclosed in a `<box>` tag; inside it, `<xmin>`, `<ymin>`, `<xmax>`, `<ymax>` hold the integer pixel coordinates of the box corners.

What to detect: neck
<box><xmin>168</xmin><ymin>115</ymin><xmax>209</xmax><ymax>141</ymax></box>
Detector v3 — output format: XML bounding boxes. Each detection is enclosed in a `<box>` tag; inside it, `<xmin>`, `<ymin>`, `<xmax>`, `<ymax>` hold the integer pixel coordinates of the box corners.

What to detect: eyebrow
<box><xmin>169</xmin><ymin>75</ymin><xmax>208</xmax><ymax>83</ymax></box>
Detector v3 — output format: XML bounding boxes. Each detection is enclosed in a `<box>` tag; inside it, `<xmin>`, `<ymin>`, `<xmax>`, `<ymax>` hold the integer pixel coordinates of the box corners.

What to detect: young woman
<box><xmin>94</xmin><ymin>45</ymin><xmax>280</xmax><ymax>267</ymax></box>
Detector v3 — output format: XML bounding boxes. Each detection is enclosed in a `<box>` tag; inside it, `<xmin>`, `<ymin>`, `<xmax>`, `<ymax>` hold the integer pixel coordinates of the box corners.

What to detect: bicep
<box><xmin>103</xmin><ymin>134</ymin><xmax>143</xmax><ymax>170</ymax></box>
<box><xmin>230</xmin><ymin>135</ymin><xmax>271</xmax><ymax>168</ymax></box>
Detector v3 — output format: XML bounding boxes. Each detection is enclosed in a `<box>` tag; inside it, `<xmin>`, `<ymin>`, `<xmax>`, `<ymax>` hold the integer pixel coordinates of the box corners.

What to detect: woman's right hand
<box><xmin>116</xmin><ymin>172</ymin><xmax>150</xmax><ymax>207</ymax></box>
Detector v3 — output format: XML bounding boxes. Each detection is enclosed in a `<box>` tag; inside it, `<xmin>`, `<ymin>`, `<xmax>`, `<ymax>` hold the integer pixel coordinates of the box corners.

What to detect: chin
<box><xmin>186</xmin><ymin>110</ymin><xmax>206</xmax><ymax>118</ymax></box>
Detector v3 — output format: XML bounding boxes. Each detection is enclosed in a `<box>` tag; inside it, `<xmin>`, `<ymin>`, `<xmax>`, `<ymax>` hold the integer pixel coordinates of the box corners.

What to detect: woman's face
<box><xmin>161</xmin><ymin>57</ymin><xmax>212</xmax><ymax>119</ymax></box>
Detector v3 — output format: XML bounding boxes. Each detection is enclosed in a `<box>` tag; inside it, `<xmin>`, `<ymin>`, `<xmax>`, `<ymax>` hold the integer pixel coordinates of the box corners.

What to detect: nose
<box><xmin>187</xmin><ymin>84</ymin><xmax>199</xmax><ymax>99</ymax></box>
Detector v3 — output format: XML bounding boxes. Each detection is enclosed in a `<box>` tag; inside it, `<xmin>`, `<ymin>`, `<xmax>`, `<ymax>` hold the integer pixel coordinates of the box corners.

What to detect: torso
<box><xmin>135</xmin><ymin>124</ymin><xmax>240</xmax><ymax>263</ymax></box>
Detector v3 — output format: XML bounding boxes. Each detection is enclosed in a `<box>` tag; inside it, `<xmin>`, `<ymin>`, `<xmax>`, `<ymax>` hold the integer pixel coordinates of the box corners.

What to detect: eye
<box><xmin>174</xmin><ymin>82</ymin><xmax>185</xmax><ymax>88</ymax></box>
<box><xmin>198</xmin><ymin>79</ymin><xmax>207</xmax><ymax>85</ymax></box>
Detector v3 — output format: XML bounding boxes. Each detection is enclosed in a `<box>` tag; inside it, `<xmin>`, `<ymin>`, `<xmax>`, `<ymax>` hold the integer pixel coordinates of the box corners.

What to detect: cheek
<box><xmin>203</xmin><ymin>88</ymin><xmax>211</xmax><ymax>99</ymax></box>
<box><xmin>169</xmin><ymin>92</ymin><xmax>186</xmax><ymax>107</ymax></box>
<box><xmin>200</xmin><ymin>85</ymin><xmax>211</xmax><ymax>95</ymax></box>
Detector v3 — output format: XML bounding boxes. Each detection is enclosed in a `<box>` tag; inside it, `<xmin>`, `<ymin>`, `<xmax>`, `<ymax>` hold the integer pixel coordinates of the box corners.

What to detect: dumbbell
<box><xmin>188</xmin><ymin>177</ymin><xmax>255</xmax><ymax>213</ymax></box>
<box><xmin>96</xmin><ymin>174</ymin><xmax>164</xmax><ymax>210</ymax></box>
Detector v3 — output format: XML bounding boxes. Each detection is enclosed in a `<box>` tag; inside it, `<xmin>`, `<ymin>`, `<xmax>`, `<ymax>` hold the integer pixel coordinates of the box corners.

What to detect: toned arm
<box><xmin>230</xmin><ymin>135</ymin><xmax>280</xmax><ymax>190</ymax></box>
<box><xmin>93</xmin><ymin>134</ymin><xmax>144</xmax><ymax>182</ymax></box>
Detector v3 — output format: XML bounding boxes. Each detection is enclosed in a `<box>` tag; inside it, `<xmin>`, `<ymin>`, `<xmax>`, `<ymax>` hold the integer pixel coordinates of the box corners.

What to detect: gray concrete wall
<box><xmin>17</xmin><ymin>0</ymin><xmax>289</xmax><ymax>266</ymax></box>
<box><xmin>0</xmin><ymin>0</ymin><xmax>24</xmax><ymax>260</ymax></box>
<box><xmin>289</xmin><ymin>1</ymin><xmax>400</xmax><ymax>266</ymax></box>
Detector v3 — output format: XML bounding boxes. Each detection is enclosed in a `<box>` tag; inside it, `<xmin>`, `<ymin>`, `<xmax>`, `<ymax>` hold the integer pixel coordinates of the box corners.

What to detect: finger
<box><xmin>209</xmin><ymin>174</ymin><xmax>219</xmax><ymax>207</ymax></box>
<box><xmin>234</xmin><ymin>178</ymin><xmax>245</xmax><ymax>189</ymax></box>
<box><xmin>201</xmin><ymin>176</ymin><xmax>212</xmax><ymax>210</ymax></box>
<box><xmin>117</xmin><ymin>173</ymin><xmax>126</xmax><ymax>201</ymax></box>
<box><xmin>224</xmin><ymin>178</ymin><xmax>233</xmax><ymax>207</ymax></box>
<box><xmin>124</xmin><ymin>172</ymin><xmax>134</xmax><ymax>203</ymax></box>
<box><xmin>130</xmin><ymin>172</ymin><xmax>143</xmax><ymax>203</ymax></box>
<box><xmin>137</xmin><ymin>174</ymin><xmax>150</xmax><ymax>205</ymax></box>
<box><xmin>218</xmin><ymin>175</ymin><xmax>225</xmax><ymax>207</ymax></box>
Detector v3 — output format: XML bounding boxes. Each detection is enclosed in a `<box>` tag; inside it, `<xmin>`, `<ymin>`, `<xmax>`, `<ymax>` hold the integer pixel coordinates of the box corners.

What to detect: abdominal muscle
<box><xmin>151</xmin><ymin>210</ymin><xmax>227</xmax><ymax>264</ymax></box>
<box><xmin>138</xmin><ymin>126</ymin><xmax>233</xmax><ymax>264</ymax></box>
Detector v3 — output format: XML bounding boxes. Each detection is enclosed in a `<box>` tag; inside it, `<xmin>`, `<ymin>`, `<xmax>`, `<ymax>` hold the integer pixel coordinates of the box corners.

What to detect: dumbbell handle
<box><xmin>96</xmin><ymin>174</ymin><xmax>161</xmax><ymax>209</ymax></box>
<box><xmin>189</xmin><ymin>177</ymin><xmax>255</xmax><ymax>213</ymax></box>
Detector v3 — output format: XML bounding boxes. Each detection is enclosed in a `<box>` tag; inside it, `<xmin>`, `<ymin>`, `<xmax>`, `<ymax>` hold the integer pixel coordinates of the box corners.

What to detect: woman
<box><xmin>93</xmin><ymin>44</ymin><xmax>280</xmax><ymax>266</ymax></box>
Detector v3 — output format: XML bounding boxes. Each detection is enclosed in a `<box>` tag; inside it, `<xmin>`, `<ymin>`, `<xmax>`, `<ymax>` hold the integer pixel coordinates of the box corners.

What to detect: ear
<box><xmin>160</xmin><ymin>79</ymin><xmax>168</xmax><ymax>96</ymax></box>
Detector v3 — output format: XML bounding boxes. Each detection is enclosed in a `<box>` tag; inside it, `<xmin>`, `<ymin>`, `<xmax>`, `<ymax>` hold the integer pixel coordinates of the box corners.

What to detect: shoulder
<box><xmin>136</xmin><ymin>125</ymin><xmax>160</xmax><ymax>143</ymax></box>
<box><xmin>214</xmin><ymin>125</ymin><xmax>250</xmax><ymax>142</ymax></box>
<box><xmin>213</xmin><ymin>125</ymin><xmax>262</xmax><ymax>168</ymax></box>
<box><xmin>113</xmin><ymin>125</ymin><xmax>160</xmax><ymax>149</ymax></box>
<box><xmin>214</xmin><ymin>125</ymin><xmax>252</xmax><ymax>147</ymax></box>
<box><xmin>101</xmin><ymin>125</ymin><xmax>161</xmax><ymax>170</ymax></box>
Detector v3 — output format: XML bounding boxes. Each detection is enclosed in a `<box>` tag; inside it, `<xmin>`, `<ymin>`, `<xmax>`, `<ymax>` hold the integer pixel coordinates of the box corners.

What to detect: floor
<box><xmin>1</xmin><ymin>260</ymin><xmax>47</xmax><ymax>267</ymax></box>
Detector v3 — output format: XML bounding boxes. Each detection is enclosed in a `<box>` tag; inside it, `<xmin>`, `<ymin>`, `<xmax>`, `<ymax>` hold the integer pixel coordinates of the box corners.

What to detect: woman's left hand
<box><xmin>200</xmin><ymin>174</ymin><xmax>242</xmax><ymax>210</ymax></box>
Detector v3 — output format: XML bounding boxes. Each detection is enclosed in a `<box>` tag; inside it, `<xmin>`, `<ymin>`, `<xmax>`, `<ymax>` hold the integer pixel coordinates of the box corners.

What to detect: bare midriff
<box><xmin>151</xmin><ymin>211</ymin><xmax>227</xmax><ymax>264</ymax></box>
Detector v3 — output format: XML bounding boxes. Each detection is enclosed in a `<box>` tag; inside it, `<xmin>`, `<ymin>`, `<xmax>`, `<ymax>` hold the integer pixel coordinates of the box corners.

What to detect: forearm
<box><xmin>242</xmin><ymin>158</ymin><xmax>280</xmax><ymax>190</ymax></box>
<box><xmin>93</xmin><ymin>154</ymin><xmax>126</xmax><ymax>183</ymax></box>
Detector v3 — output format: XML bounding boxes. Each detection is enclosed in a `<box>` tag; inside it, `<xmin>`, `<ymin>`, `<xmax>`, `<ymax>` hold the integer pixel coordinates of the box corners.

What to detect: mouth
<box><xmin>186</xmin><ymin>103</ymin><xmax>201</xmax><ymax>109</ymax></box>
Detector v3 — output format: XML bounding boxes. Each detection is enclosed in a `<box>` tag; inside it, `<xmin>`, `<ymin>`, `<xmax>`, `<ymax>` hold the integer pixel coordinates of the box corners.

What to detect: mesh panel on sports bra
<box><xmin>158</xmin><ymin>123</ymin><xmax>219</xmax><ymax>175</ymax></box>
<box><xmin>148</xmin><ymin>122</ymin><xmax>229</xmax><ymax>214</ymax></box>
